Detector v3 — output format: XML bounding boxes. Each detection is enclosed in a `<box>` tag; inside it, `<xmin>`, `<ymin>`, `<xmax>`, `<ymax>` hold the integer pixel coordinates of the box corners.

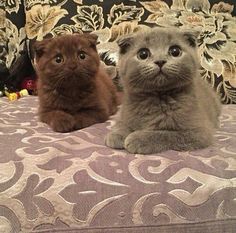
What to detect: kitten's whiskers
<box><xmin>53</xmin><ymin>74</ymin><xmax>66</xmax><ymax>90</ymax></box>
<box><xmin>166</xmin><ymin>65</ymin><xmax>190</xmax><ymax>81</ymax></box>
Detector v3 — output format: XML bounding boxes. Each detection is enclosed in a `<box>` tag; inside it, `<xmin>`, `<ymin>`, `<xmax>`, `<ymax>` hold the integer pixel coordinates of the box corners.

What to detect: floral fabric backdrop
<box><xmin>1</xmin><ymin>0</ymin><xmax>236</xmax><ymax>103</ymax></box>
<box><xmin>0</xmin><ymin>2</ymin><xmax>7</xmax><ymax>87</ymax></box>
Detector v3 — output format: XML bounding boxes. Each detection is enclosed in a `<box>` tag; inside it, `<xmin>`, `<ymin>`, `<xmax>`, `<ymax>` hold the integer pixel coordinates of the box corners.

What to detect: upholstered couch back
<box><xmin>0</xmin><ymin>0</ymin><xmax>236</xmax><ymax>103</ymax></box>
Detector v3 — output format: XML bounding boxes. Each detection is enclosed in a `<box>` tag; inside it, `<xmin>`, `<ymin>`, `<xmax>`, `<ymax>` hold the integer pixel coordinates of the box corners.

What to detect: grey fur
<box><xmin>105</xmin><ymin>27</ymin><xmax>221</xmax><ymax>154</ymax></box>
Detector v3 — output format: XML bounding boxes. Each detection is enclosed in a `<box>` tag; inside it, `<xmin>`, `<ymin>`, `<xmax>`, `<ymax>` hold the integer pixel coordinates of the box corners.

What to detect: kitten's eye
<box><xmin>78</xmin><ymin>52</ymin><xmax>86</xmax><ymax>60</ymax></box>
<box><xmin>137</xmin><ymin>48</ymin><xmax>151</xmax><ymax>60</ymax></box>
<box><xmin>169</xmin><ymin>46</ymin><xmax>182</xmax><ymax>57</ymax></box>
<box><xmin>55</xmin><ymin>55</ymin><xmax>64</xmax><ymax>63</ymax></box>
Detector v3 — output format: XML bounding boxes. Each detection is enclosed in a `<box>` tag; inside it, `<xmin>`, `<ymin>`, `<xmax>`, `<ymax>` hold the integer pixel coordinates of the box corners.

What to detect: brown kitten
<box><xmin>105</xmin><ymin>27</ymin><xmax>221</xmax><ymax>154</ymax></box>
<box><xmin>34</xmin><ymin>33</ymin><xmax>118</xmax><ymax>132</ymax></box>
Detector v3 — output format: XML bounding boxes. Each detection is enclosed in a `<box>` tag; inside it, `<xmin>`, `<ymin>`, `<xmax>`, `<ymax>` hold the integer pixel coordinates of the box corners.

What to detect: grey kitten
<box><xmin>105</xmin><ymin>27</ymin><xmax>221</xmax><ymax>154</ymax></box>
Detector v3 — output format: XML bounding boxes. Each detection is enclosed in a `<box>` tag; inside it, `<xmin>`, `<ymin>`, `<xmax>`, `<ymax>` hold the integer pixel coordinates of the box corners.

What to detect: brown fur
<box><xmin>35</xmin><ymin>33</ymin><xmax>118</xmax><ymax>132</ymax></box>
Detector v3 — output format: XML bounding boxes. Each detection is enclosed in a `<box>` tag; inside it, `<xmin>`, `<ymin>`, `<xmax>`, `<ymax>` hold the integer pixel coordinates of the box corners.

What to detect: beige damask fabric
<box><xmin>1</xmin><ymin>0</ymin><xmax>236</xmax><ymax>103</ymax></box>
<box><xmin>0</xmin><ymin>96</ymin><xmax>236</xmax><ymax>232</ymax></box>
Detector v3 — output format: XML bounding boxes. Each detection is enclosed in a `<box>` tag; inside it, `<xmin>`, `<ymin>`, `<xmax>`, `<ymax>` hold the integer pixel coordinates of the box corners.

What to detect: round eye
<box><xmin>169</xmin><ymin>45</ymin><xmax>182</xmax><ymax>57</ymax></box>
<box><xmin>55</xmin><ymin>55</ymin><xmax>64</xmax><ymax>63</ymax></box>
<box><xmin>137</xmin><ymin>48</ymin><xmax>151</xmax><ymax>60</ymax></box>
<box><xmin>78</xmin><ymin>52</ymin><xmax>86</xmax><ymax>60</ymax></box>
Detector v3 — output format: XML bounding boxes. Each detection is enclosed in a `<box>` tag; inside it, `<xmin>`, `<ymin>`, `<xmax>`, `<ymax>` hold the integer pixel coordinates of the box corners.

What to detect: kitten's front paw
<box><xmin>124</xmin><ymin>133</ymin><xmax>160</xmax><ymax>154</ymax></box>
<box><xmin>105</xmin><ymin>132</ymin><xmax>125</xmax><ymax>149</ymax></box>
<box><xmin>50</xmin><ymin>114</ymin><xmax>75</xmax><ymax>133</ymax></box>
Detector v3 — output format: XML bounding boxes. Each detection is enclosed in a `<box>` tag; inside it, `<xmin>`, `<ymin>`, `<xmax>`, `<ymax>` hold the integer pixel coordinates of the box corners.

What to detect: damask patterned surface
<box><xmin>0</xmin><ymin>96</ymin><xmax>236</xmax><ymax>233</ymax></box>
<box><xmin>1</xmin><ymin>0</ymin><xmax>236</xmax><ymax>103</ymax></box>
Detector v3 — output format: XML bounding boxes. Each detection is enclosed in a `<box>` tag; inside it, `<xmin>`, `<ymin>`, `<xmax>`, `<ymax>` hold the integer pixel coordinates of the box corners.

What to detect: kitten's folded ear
<box><xmin>34</xmin><ymin>38</ymin><xmax>52</xmax><ymax>60</ymax></box>
<box><xmin>117</xmin><ymin>34</ymin><xmax>134</xmax><ymax>54</ymax></box>
<box><xmin>183</xmin><ymin>29</ymin><xmax>201</xmax><ymax>47</ymax></box>
<box><xmin>84</xmin><ymin>33</ymin><xmax>98</xmax><ymax>47</ymax></box>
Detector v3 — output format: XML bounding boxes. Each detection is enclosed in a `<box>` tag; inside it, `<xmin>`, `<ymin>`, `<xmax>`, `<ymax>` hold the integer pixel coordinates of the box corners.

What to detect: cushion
<box><xmin>0</xmin><ymin>96</ymin><xmax>236</xmax><ymax>232</ymax></box>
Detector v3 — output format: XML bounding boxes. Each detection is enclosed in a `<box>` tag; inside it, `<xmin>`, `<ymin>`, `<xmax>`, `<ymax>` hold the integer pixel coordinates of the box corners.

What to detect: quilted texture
<box><xmin>0</xmin><ymin>96</ymin><xmax>236</xmax><ymax>232</ymax></box>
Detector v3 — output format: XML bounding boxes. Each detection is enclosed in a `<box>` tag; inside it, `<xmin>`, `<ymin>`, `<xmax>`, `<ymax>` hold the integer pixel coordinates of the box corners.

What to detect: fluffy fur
<box><xmin>105</xmin><ymin>27</ymin><xmax>221</xmax><ymax>154</ymax></box>
<box><xmin>35</xmin><ymin>33</ymin><xmax>118</xmax><ymax>132</ymax></box>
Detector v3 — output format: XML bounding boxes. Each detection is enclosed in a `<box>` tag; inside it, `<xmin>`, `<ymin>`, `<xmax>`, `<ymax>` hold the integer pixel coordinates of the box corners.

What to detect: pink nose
<box><xmin>69</xmin><ymin>64</ymin><xmax>77</xmax><ymax>70</ymax></box>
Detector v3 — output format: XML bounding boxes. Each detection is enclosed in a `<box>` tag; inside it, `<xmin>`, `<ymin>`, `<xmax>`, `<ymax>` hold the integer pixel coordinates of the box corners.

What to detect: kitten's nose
<box><xmin>69</xmin><ymin>63</ymin><xmax>77</xmax><ymax>70</ymax></box>
<box><xmin>155</xmin><ymin>60</ymin><xmax>166</xmax><ymax>68</ymax></box>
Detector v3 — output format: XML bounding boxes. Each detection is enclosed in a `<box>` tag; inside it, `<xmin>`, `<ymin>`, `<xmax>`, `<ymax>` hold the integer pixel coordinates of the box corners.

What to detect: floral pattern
<box><xmin>1</xmin><ymin>3</ymin><xmax>236</xmax><ymax>232</ymax></box>
<box><xmin>25</xmin><ymin>5</ymin><xmax>68</xmax><ymax>40</ymax></box>
<box><xmin>72</xmin><ymin>5</ymin><xmax>104</xmax><ymax>31</ymax></box>
<box><xmin>1</xmin><ymin>0</ymin><xmax>25</xmax><ymax>71</ymax></box>
<box><xmin>107</xmin><ymin>3</ymin><xmax>144</xmax><ymax>26</ymax></box>
<box><xmin>0</xmin><ymin>96</ymin><xmax>236</xmax><ymax>232</ymax></box>
<box><xmin>5</xmin><ymin>19</ymin><xmax>26</xmax><ymax>69</ymax></box>
<box><xmin>5</xmin><ymin>0</ymin><xmax>21</xmax><ymax>14</ymax></box>
<box><xmin>0</xmin><ymin>7</ymin><xmax>6</xmax><ymax>68</ymax></box>
<box><xmin>1</xmin><ymin>0</ymin><xmax>236</xmax><ymax>103</ymax></box>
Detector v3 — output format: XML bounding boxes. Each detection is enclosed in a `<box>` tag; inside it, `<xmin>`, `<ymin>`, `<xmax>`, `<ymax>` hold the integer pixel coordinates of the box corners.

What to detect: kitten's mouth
<box><xmin>156</xmin><ymin>69</ymin><xmax>166</xmax><ymax>77</ymax></box>
<box><xmin>142</xmin><ymin>70</ymin><xmax>165</xmax><ymax>81</ymax></box>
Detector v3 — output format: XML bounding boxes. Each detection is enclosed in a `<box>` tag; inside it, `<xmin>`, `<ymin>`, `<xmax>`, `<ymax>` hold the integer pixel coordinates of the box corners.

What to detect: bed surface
<box><xmin>0</xmin><ymin>96</ymin><xmax>236</xmax><ymax>233</ymax></box>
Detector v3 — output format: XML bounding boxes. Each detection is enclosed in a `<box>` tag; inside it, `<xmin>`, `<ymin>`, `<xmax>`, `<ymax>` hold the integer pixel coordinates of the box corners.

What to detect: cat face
<box><xmin>117</xmin><ymin>28</ymin><xmax>200</xmax><ymax>92</ymax></box>
<box><xmin>34</xmin><ymin>33</ymin><xmax>100</xmax><ymax>89</ymax></box>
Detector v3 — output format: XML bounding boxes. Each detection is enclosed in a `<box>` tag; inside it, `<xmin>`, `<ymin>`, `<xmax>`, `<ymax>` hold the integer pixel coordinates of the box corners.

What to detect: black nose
<box><xmin>155</xmin><ymin>60</ymin><xmax>166</xmax><ymax>68</ymax></box>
